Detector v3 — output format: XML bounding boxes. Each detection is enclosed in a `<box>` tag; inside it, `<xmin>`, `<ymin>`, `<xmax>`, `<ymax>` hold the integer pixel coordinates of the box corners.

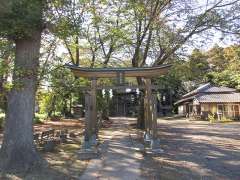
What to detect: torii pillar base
<box><xmin>78</xmin><ymin>146</ymin><xmax>100</xmax><ymax>160</ymax></box>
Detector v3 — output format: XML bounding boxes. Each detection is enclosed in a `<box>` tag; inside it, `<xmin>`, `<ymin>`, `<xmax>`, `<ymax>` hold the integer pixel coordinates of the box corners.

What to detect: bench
<box><xmin>36</xmin><ymin>129</ymin><xmax>62</xmax><ymax>151</ymax></box>
<box><xmin>34</xmin><ymin>129</ymin><xmax>70</xmax><ymax>148</ymax></box>
<box><xmin>41</xmin><ymin>129</ymin><xmax>55</xmax><ymax>142</ymax></box>
<box><xmin>34</xmin><ymin>129</ymin><xmax>55</xmax><ymax>144</ymax></box>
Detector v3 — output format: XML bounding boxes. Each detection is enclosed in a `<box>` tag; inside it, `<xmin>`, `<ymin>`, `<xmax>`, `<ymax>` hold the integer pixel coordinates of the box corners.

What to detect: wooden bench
<box><xmin>41</xmin><ymin>129</ymin><xmax>55</xmax><ymax>142</ymax></box>
<box><xmin>34</xmin><ymin>129</ymin><xmax>70</xmax><ymax>149</ymax></box>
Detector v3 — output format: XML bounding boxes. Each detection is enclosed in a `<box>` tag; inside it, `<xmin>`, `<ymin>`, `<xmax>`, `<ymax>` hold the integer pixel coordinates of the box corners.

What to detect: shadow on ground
<box><xmin>141</xmin><ymin>118</ymin><xmax>240</xmax><ymax>180</ymax></box>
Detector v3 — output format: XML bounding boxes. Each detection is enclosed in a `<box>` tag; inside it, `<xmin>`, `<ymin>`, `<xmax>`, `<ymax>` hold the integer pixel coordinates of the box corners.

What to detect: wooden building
<box><xmin>110</xmin><ymin>89</ymin><xmax>139</xmax><ymax>117</ymax></box>
<box><xmin>175</xmin><ymin>83</ymin><xmax>240</xmax><ymax>120</ymax></box>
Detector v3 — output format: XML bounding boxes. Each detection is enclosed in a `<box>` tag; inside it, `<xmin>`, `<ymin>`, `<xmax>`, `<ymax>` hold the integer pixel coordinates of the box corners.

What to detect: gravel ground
<box><xmin>141</xmin><ymin>117</ymin><xmax>240</xmax><ymax>180</ymax></box>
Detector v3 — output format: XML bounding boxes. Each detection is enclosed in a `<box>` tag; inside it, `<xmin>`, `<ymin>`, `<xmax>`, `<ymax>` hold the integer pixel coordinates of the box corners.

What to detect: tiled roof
<box><xmin>183</xmin><ymin>83</ymin><xmax>210</xmax><ymax>97</ymax></box>
<box><xmin>183</xmin><ymin>83</ymin><xmax>236</xmax><ymax>98</ymax></box>
<box><xmin>203</xmin><ymin>86</ymin><xmax>236</xmax><ymax>93</ymax></box>
<box><xmin>175</xmin><ymin>83</ymin><xmax>240</xmax><ymax>105</ymax></box>
<box><xmin>196</xmin><ymin>93</ymin><xmax>240</xmax><ymax>103</ymax></box>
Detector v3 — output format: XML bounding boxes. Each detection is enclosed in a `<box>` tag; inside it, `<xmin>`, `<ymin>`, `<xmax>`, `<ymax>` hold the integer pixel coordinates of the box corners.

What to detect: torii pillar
<box><xmin>144</xmin><ymin>78</ymin><xmax>162</xmax><ymax>152</ymax></box>
<box><xmin>84</xmin><ymin>78</ymin><xmax>97</xmax><ymax>149</ymax></box>
<box><xmin>144</xmin><ymin>78</ymin><xmax>152</xmax><ymax>140</ymax></box>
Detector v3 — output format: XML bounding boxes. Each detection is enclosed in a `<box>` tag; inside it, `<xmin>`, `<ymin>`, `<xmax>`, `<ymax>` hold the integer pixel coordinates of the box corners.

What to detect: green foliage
<box><xmin>207</xmin><ymin>45</ymin><xmax>240</xmax><ymax>90</ymax></box>
<box><xmin>171</xmin><ymin>45</ymin><xmax>239</xmax><ymax>90</ymax></box>
<box><xmin>207</xmin><ymin>45</ymin><xmax>227</xmax><ymax>71</ymax></box>
<box><xmin>34</xmin><ymin>113</ymin><xmax>46</xmax><ymax>124</ymax></box>
<box><xmin>38</xmin><ymin>91</ymin><xmax>54</xmax><ymax>115</ymax></box>
<box><xmin>0</xmin><ymin>0</ymin><xmax>44</xmax><ymax>39</ymax></box>
<box><xmin>97</xmin><ymin>89</ymin><xmax>110</xmax><ymax>119</ymax></box>
<box><xmin>38</xmin><ymin>62</ymin><xmax>89</xmax><ymax>117</ymax></box>
<box><xmin>157</xmin><ymin>61</ymin><xmax>188</xmax><ymax>100</ymax></box>
<box><xmin>188</xmin><ymin>49</ymin><xmax>209</xmax><ymax>83</ymax></box>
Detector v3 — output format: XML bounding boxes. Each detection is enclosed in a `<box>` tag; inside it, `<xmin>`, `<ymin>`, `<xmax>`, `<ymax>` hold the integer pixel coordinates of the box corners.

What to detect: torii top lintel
<box><xmin>66</xmin><ymin>64</ymin><xmax>172</xmax><ymax>78</ymax></box>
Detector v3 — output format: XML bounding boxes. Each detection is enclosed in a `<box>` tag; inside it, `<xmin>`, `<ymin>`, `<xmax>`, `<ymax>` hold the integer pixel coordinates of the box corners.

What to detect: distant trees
<box><xmin>188</xmin><ymin>49</ymin><xmax>210</xmax><ymax>84</ymax></box>
<box><xmin>161</xmin><ymin>44</ymin><xmax>240</xmax><ymax>100</ymax></box>
<box><xmin>208</xmin><ymin>45</ymin><xmax>240</xmax><ymax>89</ymax></box>
<box><xmin>41</xmin><ymin>64</ymin><xmax>86</xmax><ymax>117</ymax></box>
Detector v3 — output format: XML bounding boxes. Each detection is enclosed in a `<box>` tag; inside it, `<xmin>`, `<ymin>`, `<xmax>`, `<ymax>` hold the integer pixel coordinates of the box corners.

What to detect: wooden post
<box><xmin>144</xmin><ymin>96</ymin><xmax>148</xmax><ymax>132</ymax></box>
<box><xmin>152</xmin><ymin>92</ymin><xmax>158</xmax><ymax>140</ymax></box>
<box><xmin>90</xmin><ymin>78</ymin><xmax>97</xmax><ymax>140</ymax></box>
<box><xmin>144</xmin><ymin>78</ymin><xmax>152</xmax><ymax>136</ymax></box>
<box><xmin>84</xmin><ymin>92</ymin><xmax>92</xmax><ymax>144</ymax></box>
<box><xmin>83</xmin><ymin>78</ymin><xmax>97</xmax><ymax>149</ymax></box>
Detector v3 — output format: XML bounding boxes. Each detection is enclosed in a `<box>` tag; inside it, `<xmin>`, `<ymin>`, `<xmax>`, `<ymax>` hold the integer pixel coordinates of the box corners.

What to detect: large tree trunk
<box><xmin>0</xmin><ymin>31</ymin><xmax>43</xmax><ymax>171</ymax></box>
<box><xmin>137</xmin><ymin>94</ymin><xmax>145</xmax><ymax>129</ymax></box>
<box><xmin>137</xmin><ymin>77</ymin><xmax>145</xmax><ymax>129</ymax></box>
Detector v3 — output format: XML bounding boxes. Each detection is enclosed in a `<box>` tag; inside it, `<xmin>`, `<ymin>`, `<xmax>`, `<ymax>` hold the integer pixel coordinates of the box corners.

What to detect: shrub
<box><xmin>34</xmin><ymin>113</ymin><xmax>47</xmax><ymax>124</ymax></box>
<box><xmin>208</xmin><ymin>113</ymin><xmax>216</xmax><ymax>123</ymax></box>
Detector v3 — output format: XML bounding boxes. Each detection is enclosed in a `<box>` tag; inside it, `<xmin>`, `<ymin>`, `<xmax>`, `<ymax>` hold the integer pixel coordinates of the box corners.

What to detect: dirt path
<box><xmin>80</xmin><ymin>117</ymin><xmax>143</xmax><ymax>180</ymax></box>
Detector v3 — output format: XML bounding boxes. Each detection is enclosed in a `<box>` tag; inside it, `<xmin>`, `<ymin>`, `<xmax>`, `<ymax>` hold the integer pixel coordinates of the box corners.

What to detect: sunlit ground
<box><xmin>141</xmin><ymin>117</ymin><xmax>240</xmax><ymax>180</ymax></box>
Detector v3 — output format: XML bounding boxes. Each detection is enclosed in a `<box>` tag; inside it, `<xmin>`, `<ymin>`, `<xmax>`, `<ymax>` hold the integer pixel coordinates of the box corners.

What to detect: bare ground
<box><xmin>141</xmin><ymin>117</ymin><xmax>240</xmax><ymax>180</ymax></box>
<box><xmin>0</xmin><ymin>119</ymin><xmax>88</xmax><ymax>180</ymax></box>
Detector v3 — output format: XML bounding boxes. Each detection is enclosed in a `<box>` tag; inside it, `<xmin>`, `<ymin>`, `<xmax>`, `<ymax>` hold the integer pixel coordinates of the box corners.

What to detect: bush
<box><xmin>208</xmin><ymin>113</ymin><xmax>216</xmax><ymax>123</ymax></box>
<box><xmin>0</xmin><ymin>113</ymin><xmax>5</xmax><ymax>128</ymax></box>
<box><xmin>34</xmin><ymin>113</ymin><xmax>47</xmax><ymax>124</ymax></box>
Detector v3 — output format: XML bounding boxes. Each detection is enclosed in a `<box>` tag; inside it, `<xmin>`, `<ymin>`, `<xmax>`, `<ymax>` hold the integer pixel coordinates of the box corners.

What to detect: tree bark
<box><xmin>137</xmin><ymin>77</ymin><xmax>145</xmax><ymax>129</ymax></box>
<box><xmin>75</xmin><ymin>37</ymin><xmax>80</xmax><ymax>66</ymax></box>
<box><xmin>0</xmin><ymin>31</ymin><xmax>43</xmax><ymax>171</ymax></box>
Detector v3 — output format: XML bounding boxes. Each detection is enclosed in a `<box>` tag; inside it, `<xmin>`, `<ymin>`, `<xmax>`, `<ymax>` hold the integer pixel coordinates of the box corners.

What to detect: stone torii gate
<box><xmin>67</xmin><ymin>64</ymin><xmax>171</xmax><ymax>151</ymax></box>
